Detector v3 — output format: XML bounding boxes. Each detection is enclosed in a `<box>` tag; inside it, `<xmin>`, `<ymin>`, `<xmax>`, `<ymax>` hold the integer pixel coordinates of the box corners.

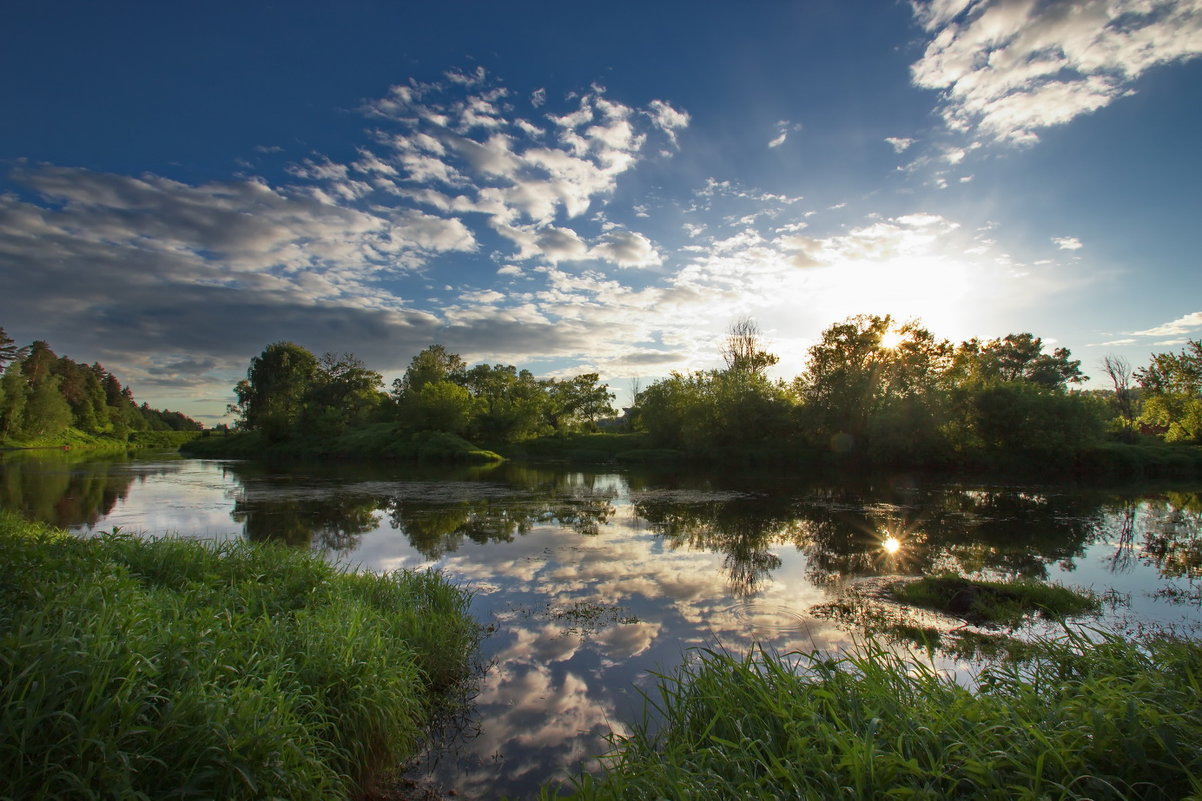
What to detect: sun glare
<box><xmin>881</xmin><ymin>535</ymin><xmax>902</xmax><ymax>555</ymax></box>
<box><xmin>879</xmin><ymin>330</ymin><xmax>905</xmax><ymax>349</ymax></box>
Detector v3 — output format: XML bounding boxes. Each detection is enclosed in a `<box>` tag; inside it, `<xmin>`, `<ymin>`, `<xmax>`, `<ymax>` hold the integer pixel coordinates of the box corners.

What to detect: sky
<box><xmin>2</xmin><ymin>0</ymin><xmax>1200</xmax><ymax>424</ymax></box>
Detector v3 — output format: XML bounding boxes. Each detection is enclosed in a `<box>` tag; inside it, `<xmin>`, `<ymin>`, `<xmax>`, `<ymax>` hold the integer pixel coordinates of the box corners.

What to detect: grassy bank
<box><xmin>1</xmin><ymin>427</ymin><xmax>201</xmax><ymax>453</ymax></box>
<box><xmin>0</xmin><ymin>512</ymin><xmax>479</xmax><ymax>800</ymax></box>
<box><xmin>551</xmin><ymin>634</ymin><xmax>1202</xmax><ymax>800</ymax></box>
<box><xmin>181</xmin><ymin>424</ymin><xmax>502</xmax><ymax>464</ymax></box>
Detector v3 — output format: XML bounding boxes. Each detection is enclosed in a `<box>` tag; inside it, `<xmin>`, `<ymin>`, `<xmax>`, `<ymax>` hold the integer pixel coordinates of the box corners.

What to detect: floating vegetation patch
<box><xmin>892</xmin><ymin>573</ymin><xmax>1100</xmax><ymax>628</ymax></box>
<box><xmin>547</xmin><ymin>600</ymin><xmax>641</xmax><ymax>636</ymax></box>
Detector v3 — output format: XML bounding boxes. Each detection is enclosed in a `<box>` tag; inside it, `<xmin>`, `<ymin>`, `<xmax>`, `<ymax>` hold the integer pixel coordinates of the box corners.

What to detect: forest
<box><xmin>215</xmin><ymin>314</ymin><xmax>1202</xmax><ymax>472</ymax></box>
<box><xmin>0</xmin><ymin>327</ymin><xmax>201</xmax><ymax>446</ymax></box>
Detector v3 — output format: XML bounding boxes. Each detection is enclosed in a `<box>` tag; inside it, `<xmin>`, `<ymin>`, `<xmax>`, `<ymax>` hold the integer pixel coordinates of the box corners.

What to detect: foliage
<box><xmin>0</xmin><ymin>511</ymin><xmax>478</xmax><ymax>800</ymax></box>
<box><xmin>0</xmin><ymin>333</ymin><xmax>201</xmax><ymax>446</ymax></box>
<box><xmin>1137</xmin><ymin>340</ymin><xmax>1202</xmax><ymax>443</ymax></box>
<box><xmin>551</xmin><ymin>633</ymin><xmax>1202</xmax><ymax>801</ymax></box>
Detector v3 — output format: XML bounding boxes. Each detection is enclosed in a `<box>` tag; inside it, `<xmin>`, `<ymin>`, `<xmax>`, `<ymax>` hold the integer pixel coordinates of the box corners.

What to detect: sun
<box><xmin>881</xmin><ymin>535</ymin><xmax>902</xmax><ymax>554</ymax></box>
<box><xmin>879</xmin><ymin>330</ymin><xmax>906</xmax><ymax>349</ymax></box>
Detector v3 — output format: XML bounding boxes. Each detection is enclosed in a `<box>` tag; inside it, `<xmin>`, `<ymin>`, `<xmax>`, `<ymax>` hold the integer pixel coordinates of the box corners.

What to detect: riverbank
<box><xmin>180</xmin><ymin>425</ymin><xmax>1202</xmax><ymax>481</ymax></box>
<box><xmin>1</xmin><ymin>428</ymin><xmax>201</xmax><ymax>452</ymax></box>
<box><xmin>182</xmin><ymin>424</ymin><xmax>502</xmax><ymax>463</ymax></box>
<box><xmin>548</xmin><ymin>633</ymin><xmax>1202</xmax><ymax>800</ymax></box>
<box><xmin>0</xmin><ymin>512</ymin><xmax>480</xmax><ymax>800</ymax></box>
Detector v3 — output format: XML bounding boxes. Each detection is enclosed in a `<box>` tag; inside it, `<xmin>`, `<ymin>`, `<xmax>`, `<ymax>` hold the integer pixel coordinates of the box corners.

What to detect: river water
<box><xmin>2</xmin><ymin>450</ymin><xmax>1200</xmax><ymax>798</ymax></box>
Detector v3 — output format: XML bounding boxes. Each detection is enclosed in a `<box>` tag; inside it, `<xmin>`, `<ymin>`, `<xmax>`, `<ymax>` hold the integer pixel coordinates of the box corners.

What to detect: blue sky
<box><xmin>2</xmin><ymin>0</ymin><xmax>1200</xmax><ymax>423</ymax></box>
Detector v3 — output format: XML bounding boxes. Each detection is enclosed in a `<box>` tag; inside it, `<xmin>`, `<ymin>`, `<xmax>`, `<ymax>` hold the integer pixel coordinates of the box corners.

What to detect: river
<box><xmin>2</xmin><ymin>450</ymin><xmax>1199</xmax><ymax>798</ymax></box>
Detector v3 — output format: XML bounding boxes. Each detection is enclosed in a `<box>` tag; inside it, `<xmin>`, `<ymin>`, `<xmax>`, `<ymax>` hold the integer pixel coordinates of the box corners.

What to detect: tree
<box><xmin>233</xmin><ymin>342</ymin><xmax>319</xmax><ymax>441</ymax></box>
<box><xmin>303</xmin><ymin>352</ymin><xmax>384</xmax><ymax>435</ymax></box>
<box><xmin>721</xmin><ymin>317</ymin><xmax>779</xmax><ymax>376</ymax></box>
<box><xmin>954</xmin><ymin>333</ymin><xmax>1085</xmax><ymax>390</ymax></box>
<box><xmin>1136</xmin><ymin>340</ymin><xmax>1202</xmax><ymax>442</ymax></box>
<box><xmin>0</xmin><ymin>361</ymin><xmax>28</xmax><ymax>440</ymax></box>
<box><xmin>0</xmin><ymin>327</ymin><xmax>18</xmax><ymax>371</ymax></box>
<box><xmin>391</xmin><ymin>345</ymin><xmax>467</xmax><ymax>399</ymax></box>
<box><xmin>795</xmin><ymin>315</ymin><xmax>952</xmax><ymax>457</ymax></box>
<box><xmin>463</xmin><ymin>363</ymin><xmax>548</xmax><ymax>443</ymax></box>
<box><xmin>1100</xmin><ymin>354</ymin><xmax>1137</xmax><ymax>428</ymax></box>
<box><xmin>19</xmin><ymin>374</ymin><xmax>72</xmax><ymax>439</ymax></box>
<box><xmin>543</xmin><ymin>373</ymin><xmax>615</xmax><ymax>432</ymax></box>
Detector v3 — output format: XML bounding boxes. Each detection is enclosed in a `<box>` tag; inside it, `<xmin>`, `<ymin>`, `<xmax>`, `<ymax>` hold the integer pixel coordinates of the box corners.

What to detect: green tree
<box><xmin>543</xmin><ymin>373</ymin><xmax>614</xmax><ymax>432</ymax></box>
<box><xmin>19</xmin><ymin>374</ymin><xmax>73</xmax><ymax>439</ymax></box>
<box><xmin>400</xmin><ymin>380</ymin><xmax>479</xmax><ymax>435</ymax></box>
<box><xmin>303</xmin><ymin>352</ymin><xmax>385</xmax><ymax>435</ymax></box>
<box><xmin>391</xmin><ymin>345</ymin><xmax>467</xmax><ymax>398</ymax></box>
<box><xmin>232</xmin><ymin>342</ymin><xmax>319</xmax><ymax>442</ymax></box>
<box><xmin>463</xmin><ymin>363</ymin><xmax>548</xmax><ymax>443</ymax></box>
<box><xmin>1136</xmin><ymin>340</ymin><xmax>1202</xmax><ymax>442</ymax></box>
<box><xmin>0</xmin><ymin>361</ymin><xmax>28</xmax><ymax>440</ymax></box>
<box><xmin>0</xmin><ymin>327</ymin><xmax>18</xmax><ymax>370</ymax></box>
<box><xmin>953</xmin><ymin>333</ymin><xmax>1084</xmax><ymax>390</ymax></box>
<box><xmin>794</xmin><ymin>315</ymin><xmax>953</xmax><ymax>459</ymax></box>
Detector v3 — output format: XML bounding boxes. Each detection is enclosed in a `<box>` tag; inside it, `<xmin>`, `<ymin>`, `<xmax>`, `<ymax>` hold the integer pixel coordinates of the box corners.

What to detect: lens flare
<box><xmin>882</xmin><ymin>535</ymin><xmax>902</xmax><ymax>554</ymax></box>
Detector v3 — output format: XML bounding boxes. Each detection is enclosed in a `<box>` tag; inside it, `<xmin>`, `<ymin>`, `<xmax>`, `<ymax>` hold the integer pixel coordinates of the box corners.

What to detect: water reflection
<box><xmin>1</xmin><ymin>452</ymin><xmax>1200</xmax><ymax>798</ymax></box>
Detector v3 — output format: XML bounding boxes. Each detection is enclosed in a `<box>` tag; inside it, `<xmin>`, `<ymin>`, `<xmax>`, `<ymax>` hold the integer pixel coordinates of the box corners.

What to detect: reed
<box><xmin>551</xmin><ymin>631</ymin><xmax>1202</xmax><ymax>801</ymax></box>
<box><xmin>0</xmin><ymin>512</ymin><xmax>478</xmax><ymax>800</ymax></box>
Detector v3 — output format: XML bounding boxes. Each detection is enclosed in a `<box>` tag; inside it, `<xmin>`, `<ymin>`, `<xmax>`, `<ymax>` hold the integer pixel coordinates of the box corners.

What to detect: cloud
<box><xmin>768</xmin><ymin>120</ymin><xmax>801</xmax><ymax>149</ymax></box>
<box><xmin>911</xmin><ymin>0</ymin><xmax>1202</xmax><ymax>144</ymax></box>
<box><xmin>1131</xmin><ymin>311</ymin><xmax>1202</xmax><ymax>338</ymax></box>
<box><xmin>885</xmin><ymin>136</ymin><xmax>916</xmax><ymax>153</ymax></box>
<box><xmin>1052</xmin><ymin>236</ymin><xmax>1083</xmax><ymax>250</ymax></box>
<box><xmin>591</xmin><ymin>230</ymin><xmax>662</xmax><ymax>268</ymax></box>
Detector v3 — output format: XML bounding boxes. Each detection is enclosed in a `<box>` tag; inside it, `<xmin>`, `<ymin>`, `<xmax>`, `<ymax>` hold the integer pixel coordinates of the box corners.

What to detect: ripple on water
<box><xmin>724</xmin><ymin>601</ymin><xmax>812</xmax><ymax>636</ymax></box>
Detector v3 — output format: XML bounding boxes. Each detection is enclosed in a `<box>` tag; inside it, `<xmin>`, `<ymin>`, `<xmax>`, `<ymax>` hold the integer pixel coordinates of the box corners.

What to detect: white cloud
<box><xmin>592</xmin><ymin>230</ymin><xmax>663</xmax><ymax>268</ymax></box>
<box><xmin>885</xmin><ymin>136</ymin><xmax>916</xmax><ymax>153</ymax></box>
<box><xmin>911</xmin><ymin>0</ymin><xmax>1202</xmax><ymax>143</ymax></box>
<box><xmin>1053</xmin><ymin>236</ymin><xmax>1084</xmax><ymax>250</ymax></box>
<box><xmin>1131</xmin><ymin>311</ymin><xmax>1202</xmax><ymax>337</ymax></box>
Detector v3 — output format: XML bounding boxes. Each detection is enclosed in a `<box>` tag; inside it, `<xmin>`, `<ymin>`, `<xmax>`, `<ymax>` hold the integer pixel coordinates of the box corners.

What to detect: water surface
<box><xmin>2</xmin><ymin>451</ymin><xmax>1199</xmax><ymax>798</ymax></box>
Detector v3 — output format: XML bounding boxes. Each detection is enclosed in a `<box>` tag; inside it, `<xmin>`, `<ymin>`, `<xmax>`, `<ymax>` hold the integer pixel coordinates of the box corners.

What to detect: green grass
<box><xmin>550</xmin><ymin>634</ymin><xmax>1202</xmax><ymax>801</ymax></box>
<box><xmin>0</xmin><ymin>511</ymin><xmax>479</xmax><ymax>800</ymax></box>
<box><xmin>891</xmin><ymin>574</ymin><xmax>1100</xmax><ymax>627</ymax></box>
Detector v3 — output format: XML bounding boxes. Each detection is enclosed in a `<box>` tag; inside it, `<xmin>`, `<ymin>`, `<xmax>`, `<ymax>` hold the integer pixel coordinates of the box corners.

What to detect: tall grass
<box><xmin>0</xmin><ymin>512</ymin><xmax>478</xmax><ymax>800</ymax></box>
<box><xmin>552</xmin><ymin>633</ymin><xmax>1202</xmax><ymax>801</ymax></box>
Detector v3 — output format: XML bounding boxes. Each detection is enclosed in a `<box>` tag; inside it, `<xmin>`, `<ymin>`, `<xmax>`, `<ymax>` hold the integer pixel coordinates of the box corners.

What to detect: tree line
<box><xmin>0</xmin><ymin>328</ymin><xmax>201</xmax><ymax>444</ymax></box>
<box><xmin>228</xmin><ymin>342</ymin><xmax>615</xmax><ymax>444</ymax></box>
<box><xmin>227</xmin><ymin>313</ymin><xmax>1201</xmax><ymax>465</ymax></box>
<box><xmin>633</xmin><ymin>314</ymin><xmax>1202</xmax><ymax>465</ymax></box>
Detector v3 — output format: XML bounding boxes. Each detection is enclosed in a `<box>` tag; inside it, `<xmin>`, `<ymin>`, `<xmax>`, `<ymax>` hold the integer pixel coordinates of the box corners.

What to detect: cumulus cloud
<box><xmin>911</xmin><ymin>0</ymin><xmax>1202</xmax><ymax>144</ymax></box>
<box><xmin>1053</xmin><ymin>235</ymin><xmax>1084</xmax><ymax>250</ymax></box>
<box><xmin>591</xmin><ymin>230</ymin><xmax>663</xmax><ymax>268</ymax></box>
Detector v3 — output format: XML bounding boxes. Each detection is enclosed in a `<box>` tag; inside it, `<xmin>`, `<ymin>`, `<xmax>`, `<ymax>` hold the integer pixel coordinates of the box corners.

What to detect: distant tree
<box><xmin>1100</xmin><ymin>354</ymin><xmax>1137</xmax><ymax>426</ymax></box>
<box><xmin>0</xmin><ymin>327</ymin><xmax>18</xmax><ymax>370</ymax></box>
<box><xmin>0</xmin><ymin>361</ymin><xmax>28</xmax><ymax>439</ymax></box>
<box><xmin>721</xmin><ymin>317</ymin><xmax>779</xmax><ymax>376</ymax></box>
<box><xmin>233</xmin><ymin>342</ymin><xmax>319</xmax><ymax>441</ymax></box>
